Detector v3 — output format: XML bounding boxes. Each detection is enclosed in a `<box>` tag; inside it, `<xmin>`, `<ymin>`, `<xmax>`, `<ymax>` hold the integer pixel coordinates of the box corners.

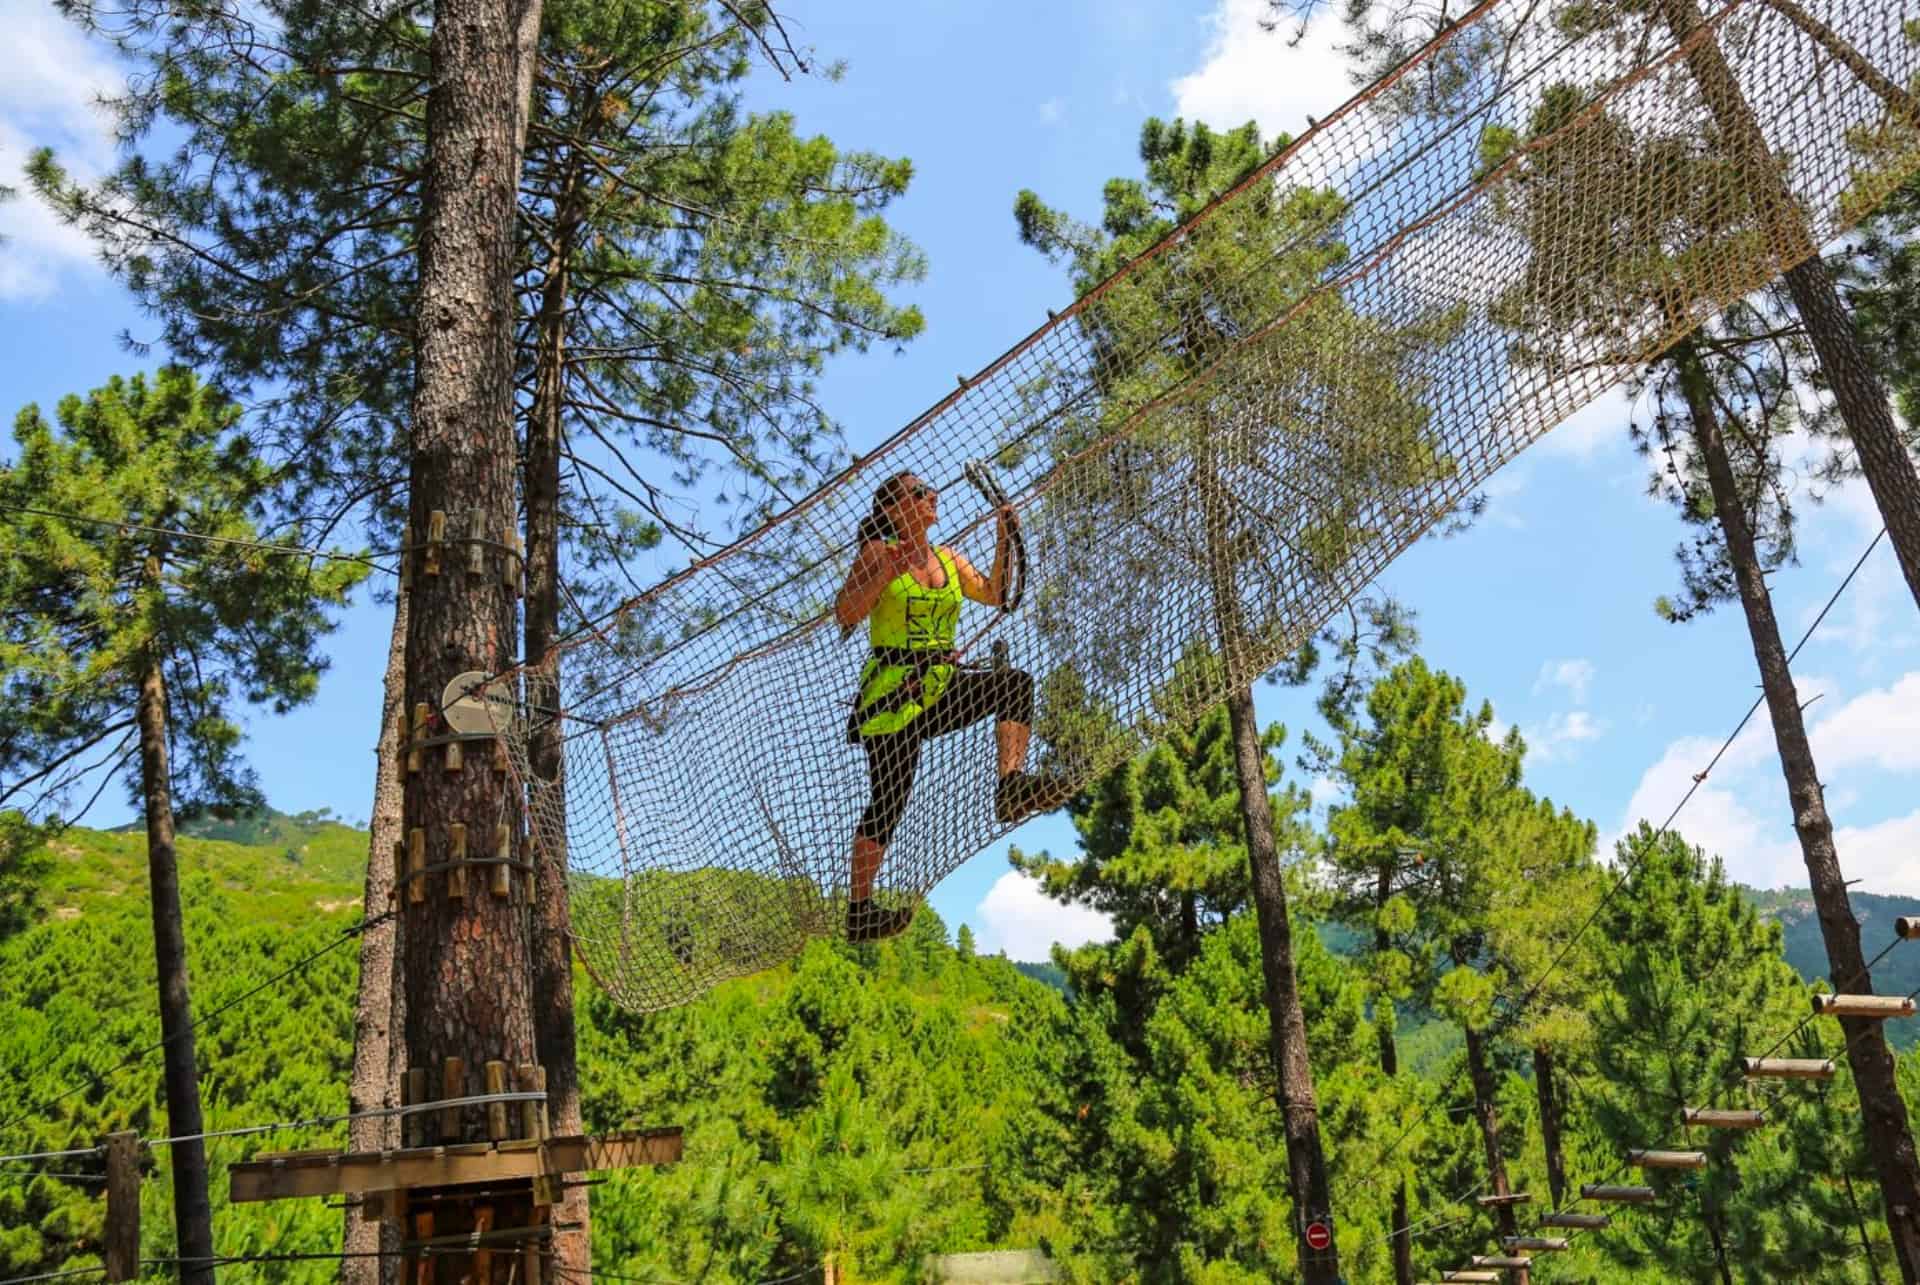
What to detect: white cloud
<box><xmin>1521</xmin><ymin>709</ymin><xmax>1607</xmax><ymax>764</ymax></box>
<box><xmin>1038</xmin><ymin>97</ymin><xmax>1065</xmax><ymax>126</ymax></box>
<box><xmin>1605</xmin><ymin>678</ymin><xmax>1920</xmax><ymax>894</ymax></box>
<box><xmin>1170</xmin><ymin>0</ymin><xmax>1355</xmax><ymax>141</ymax></box>
<box><xmin>1534</xmin><ymin>658</ymin><xmax>1596</xmax><ymax>704</ymax></box>
<box><xmin>974</xmin><ymin>871</ymin><xmax>1112</xmax><ymax>962</ymax></box>
<box><xmin>1537</xmin><ymin>387</ymin><xmax>1635</xmax><ymax>460</ymax></box>
<box><xmin>0</xmin><ymin>6</ymin><xmax>125</xmax><ymax>300</ymax></box>
<box><xmin>1809</xmin><ymin>672</ymin><xmax>1920</xmax><ymax>775</ymax></box>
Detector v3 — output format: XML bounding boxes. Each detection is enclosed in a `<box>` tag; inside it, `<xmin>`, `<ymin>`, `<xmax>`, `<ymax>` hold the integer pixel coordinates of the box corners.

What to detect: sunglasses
<box><xmin>906</xmin><ymin>482</ymin><xmax>937</xmax><ymax>500</ymax></box>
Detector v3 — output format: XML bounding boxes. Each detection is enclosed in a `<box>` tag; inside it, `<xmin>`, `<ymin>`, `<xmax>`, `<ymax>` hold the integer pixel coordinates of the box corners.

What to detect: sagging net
<box><xmin>484</xmin><ymin>0</ymin><xmax>1920</xmax><ymax>1013</ymax></box>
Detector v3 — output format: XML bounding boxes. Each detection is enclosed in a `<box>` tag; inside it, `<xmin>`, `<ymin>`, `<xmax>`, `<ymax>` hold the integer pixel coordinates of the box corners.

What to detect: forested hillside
<box><xmin>4</xmin><ymin>811</ymin><xmax>1917</xmax><ymax>1281</ymax></box>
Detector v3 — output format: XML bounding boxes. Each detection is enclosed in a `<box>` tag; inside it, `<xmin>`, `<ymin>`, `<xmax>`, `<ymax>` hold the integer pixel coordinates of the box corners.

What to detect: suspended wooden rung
<box><xmin>1629</xmin><ymin>1148</ymin><xmax>1707</xmax><ymax>1170</ymax></box>
<box><xmin>1441</xmin><ymin>1273</ymin><xmax>1501</xmax><ymax>1283</ymax></box>
<box><xmin>1503</xmin><ymin>1237</ymin><xmax>1570</xmax><ymax>1253</ymax></box>
<box><xmin>1541</xmin><ymin>1212</ymin><xmax>1610</xmax><ymax>1230</ymax></box>
<box><xmin>1682</xmin><ymin>1107</ymin><xmax>1765</xmax><ymax>1129</ymax></box>
<box><xmin>1470</xmin><ymin>1255</ymin><xmax>1532</xmax><ymax>1269</ymax></box>
<box><xmin>1475</xmin><ymin>1192</ymin><xmax>1531</xmax><ymax>1208</ymax></box>
<box><xmin>1741</xmin><ymin>1056</ymin><xmax>1834</xmax><ymax>1080</ymax></box>
<box><xmin>1582</xmin><ymin>1183</ymin><xmax>1656</xmax><ymax>1204</ymax></box>
<box><xmin>1895</xmin><ymin>915</ymin><xmax>1918</xmax><ymax>940</ymax></box>
<box><xmin>1811</xmin><ymin>993</ymin><xmax>1916</xmax><ymax>1019</ymax></box>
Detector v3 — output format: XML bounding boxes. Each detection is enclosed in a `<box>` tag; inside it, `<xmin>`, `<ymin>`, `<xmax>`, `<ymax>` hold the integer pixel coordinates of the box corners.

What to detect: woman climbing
<box><xmin>833</xmin><ymin>471</ymin><xmax>1072</xmax><ymax>941</ymax></box>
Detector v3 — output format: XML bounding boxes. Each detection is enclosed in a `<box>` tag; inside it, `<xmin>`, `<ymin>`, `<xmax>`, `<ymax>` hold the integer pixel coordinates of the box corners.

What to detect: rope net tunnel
<box><xmin>480</xmin><ymin>0</ymin><xmax>1920</xmax><ymax>1013</ymax></box>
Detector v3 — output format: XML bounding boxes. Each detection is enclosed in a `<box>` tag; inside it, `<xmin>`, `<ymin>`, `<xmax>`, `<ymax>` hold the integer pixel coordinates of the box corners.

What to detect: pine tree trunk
<box><xmin>1464</xmin><ymin>1023</ymin><xmax>1527</xmax><ymax>1285</ymax></box>
<box><xmin>1225</xmin><ymin>686</ymin><xmax>1340</xmax><ymax>1285</ymax></box>
<box><xmin>524</xmin><ymin>168</ymin><xmax>588</xmax><ymax>1278</ymax></box>
<box><xmin>1532</xmin><ymin>1045</ymin><xmax>1568</xmax><ymax>1210</ymax></box>
<box><xmin>1655</xmin><ymin>0</ymin><xmax>1920</xmax><ymax>616</ymax></box>
<box><xmin>1198</xmin><ymin>453</ymin><xmax>1339</xmax><ymax>1283</ymax></box>
<box><xmin>342</xmin><ymin>596</ymin><xmax>408</xmax><ymax>1285</ymax></box>
<box><xmin>403</xmin><ymin>0</ymin><xmax>544</xmax><ymax>1275</ymax></box>
<box><xmin>1677</xmin><ymin>339</ymin><xmax>1920</xmax><ymax>1282</ymax></box>
<box><xmin>136</xmin><ymin>653</ymin><xmax>215</xmax><ymax>1285</ymax></box>
<box><xmin>1376</xmin><ymin>870</ymin><xmax>1414</xmax><ymax>1285</ymax></box>
<box><xmin>1703</xmin><ymin>1199</ymin><xmax>1735</xmax><ymax>1285</ymax></box>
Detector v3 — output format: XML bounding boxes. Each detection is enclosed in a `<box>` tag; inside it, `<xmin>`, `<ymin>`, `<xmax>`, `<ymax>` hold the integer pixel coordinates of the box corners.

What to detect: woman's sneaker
<box><xmin>846</xmin><ymin>897</ymin><xmax>916</xmax><ymax>942</ymax></box>
<box><xmin>994</xmin><ymin>771</ymin><xmax>1076</xmax><ymax>824</ymax></box>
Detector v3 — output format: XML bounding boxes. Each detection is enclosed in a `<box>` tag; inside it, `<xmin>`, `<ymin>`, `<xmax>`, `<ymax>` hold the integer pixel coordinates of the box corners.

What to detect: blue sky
<box><xmin>3</xmin><ymin>0</ymin><xmax>1916</xmax><ymax>960</ymax></box>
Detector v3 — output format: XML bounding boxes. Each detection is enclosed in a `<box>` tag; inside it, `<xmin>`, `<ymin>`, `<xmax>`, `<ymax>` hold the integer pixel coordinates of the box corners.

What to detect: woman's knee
<box><xmin>998</xmin><ymin>668</ymin><xmax>1035</xmax><ymax>725</ymax></box>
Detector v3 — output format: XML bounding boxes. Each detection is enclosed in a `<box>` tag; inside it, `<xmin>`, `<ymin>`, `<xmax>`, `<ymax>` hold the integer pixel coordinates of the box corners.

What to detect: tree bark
<box><xmin>136</xmin><ymin>654</ymin><xmax>215</xmax><ymax>1285</ymax></box>
<box><xmin>1656</xmin><ymin>0</ymin><xmax>1920</xmax><ymax>617</ymax></box>
<box><xmin>342</xmin><ymin>595</ymin><xmax>409</xmax><ymax>1285</ymax></box>
<box><xmin>1677</xmin><ymin>338</ymin><xmax>1920</xmax><ymax>1283</ymax></box>
<box><xmin>524</xmin><ymin>157</ymin><xmax>588</xmax><ymax>1279</ymax></box>
<box><xmin>1532</xmin><ymin>1045</ymin><xmax>1568</xmax><ymax>1210</ymax></box>
<box><xmin>1225</xmin><ymin>686</ymin><xmax>1341</xmax><ymax>1285</ymax></box>
<box><xmin>1464</xmin><ymin>1023</ymin><xmax>1527</xmax><ymax>1285</ymax></box>
<box><xmin>1375</xmin><ymin>868</ymin><xmax>1414</xmax><ymax>1285</ymax></box>
<box><xmin>1199</xmin><ymin>456</ymin><xmax>1339</xmax><ymax>1283</ymax></box>
<box><xmin>1703</xmin><ymin>1199</ymin><xmax>1735</xmax><ymax>1285</ymax></box>
<box><xmin>403</xmin><ymin>0</ymin><xmax>545</xmax><ymax>1276</ymax></box>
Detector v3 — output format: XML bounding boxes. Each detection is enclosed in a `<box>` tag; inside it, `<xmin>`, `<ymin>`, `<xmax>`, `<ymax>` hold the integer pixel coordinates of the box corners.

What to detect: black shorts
<box><xmin>854</xmin><ymin>666</ymin><xmax>1035</xmax><ymax>846</ymax></box>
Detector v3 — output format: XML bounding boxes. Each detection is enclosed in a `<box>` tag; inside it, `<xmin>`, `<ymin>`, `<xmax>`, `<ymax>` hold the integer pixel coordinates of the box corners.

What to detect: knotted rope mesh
<box><xmin>484</xmin><ymin>0</ymin><xmax>1920</xmax><ymax>1012</ymax></box>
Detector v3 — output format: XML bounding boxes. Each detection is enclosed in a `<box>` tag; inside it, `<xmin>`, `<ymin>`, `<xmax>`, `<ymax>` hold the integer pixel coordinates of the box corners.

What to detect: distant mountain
<box><xmin>1013</xmin><ymin>959</ymin><xmax>1069</xmax><ymax>994</ymax></box>
<box><xmin>1743</xmin><ymin>887</ymin><xmax>1920</xmax><ymax>1051</ymax></box>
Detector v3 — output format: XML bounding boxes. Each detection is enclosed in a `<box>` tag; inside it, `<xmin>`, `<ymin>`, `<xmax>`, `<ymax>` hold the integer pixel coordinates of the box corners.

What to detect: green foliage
<box><xmin>0</xmin><ymin>368</ymin><xmax>367</xmax><ymax>824</ymax></box>
<box><xmin>1580</xmin><ymin>825</ymin><xmax>1888</xmax><ymax>1280</ymax></box>
<box><xmin>35</xmin><ymin>0</ymin><xmax>926</xmax><ymax>576</ymax></box>
<box><xmin>0</xmin><ymin>812</ymin><xmax>54</xmax><ymax>941</ymax></box>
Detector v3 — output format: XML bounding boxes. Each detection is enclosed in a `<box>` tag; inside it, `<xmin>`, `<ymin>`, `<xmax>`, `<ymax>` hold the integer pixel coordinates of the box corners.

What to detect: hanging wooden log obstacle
<box><xmin>1895</xmin><ymin>916</ymin><xmax>1918</xmax><ymax>940</ymax></box>
<box><xmin>1811</xmin><ymin>993</ymin><xmax>1916</xmax><ymax>1019</ymax></box>
<box><xmin>1682</xmin><ymin>1108</ymin><xmax>1765</xmax><ymax>1129</ymax></box>
<box><xmin>1441</xmin><ymin>1273</ymin><xmax>1500</xmax><ymax>1283</ymax></box>
<box><xmin>1582</xmin><ymin>1183</ymin><xmax>1656</xmax><ymax>1203</ymax></box>
<box><xmin>1742</xmin><ymin>1056</ymin><xmax>1834</xmax><ymax>1080</ymax></box>
<box><xmin>1470</xmin><ymin>1255</ymin><xmax>1533</xmax><ymax>1269</ymax></box>
<box><xmin>1475</xmin><ymin>1192</ymin><xmax>1531</xmax><ymax>1208</ymax></box>
<box><xmin>1503</xmin><ymin>1237</ymin><xmax>1570</xmax><ymax>1253</ymax></box>
<box><xmin>1629</xmin><ymin>1148</ymin><xmax>1708</xmax><ymax>1170</ymax></box>
<box><xmin>1541</xmin><ymin>1212</ymin><xmax>1610</xmax><ymax>1229</ymax></box>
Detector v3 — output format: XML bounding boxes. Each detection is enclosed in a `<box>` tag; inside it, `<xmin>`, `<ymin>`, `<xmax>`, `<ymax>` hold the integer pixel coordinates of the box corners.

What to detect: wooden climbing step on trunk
<box><xmin>1582</xmin><ymin>1183</ymin><xmax>1656</xmax><ymax>1204</ymax></box>
<box><xmin>1742</xmin><ymin>1056</ymin><xmax>1834</xmax><ymax>1080</ymax></box>
<box><xmin>1811</xmin><ymin>993</ymin><xmax>1916</xmax><ymax>1019</ymax></box>
<box><xmin>1682</xmin><ymin>1108</ymin><xmax>1764</xmax><ymax>1129</ymax></box>
<box><xmin>1629</xmin><ymin>1148</ymin><xmax>1707</xmax><ymax>1170</ymax></box>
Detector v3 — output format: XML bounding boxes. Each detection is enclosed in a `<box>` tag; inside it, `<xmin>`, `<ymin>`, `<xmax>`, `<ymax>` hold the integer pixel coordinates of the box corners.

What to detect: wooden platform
<box><xmin>229</xmin><ymin>1127</ymin><xmax>682</xmax><ymax>1203</ymax></box>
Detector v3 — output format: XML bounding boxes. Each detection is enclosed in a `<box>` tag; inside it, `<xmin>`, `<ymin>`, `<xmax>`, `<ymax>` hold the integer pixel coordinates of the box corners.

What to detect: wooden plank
<box><xmin>447</xmin><ymin>825</ymin><xmax>467</xmax><ymax>900</ymax></box>
<box><xmin>468</xmin><ymin>509</ymin><xmax>486</xmax><ymax>576</ymax></box>
<box><xmin>425</xmin><ymin>509</ymin><xmax>445</xmax><ymax>576</ymax></box>
<box><xmin>406</xmin><ymin>829</ymin><xmax>426</xmax><ymax>906</ymax></box>
<box><xmin>485</xmin><ymin>1062</ymin><xmax>510</xmax><ymax>1142</ymax></box>
<box><xmin>405</xmin><ymin>1068</ymin><xmax>427</xmax><ymax>1148</ymax></box>
<box><xmin>1541</xmin><ymin>1212</ymin><xmax>1610</xmax><ymax>1229</ymax></box>
<box><xmin>491</xmin><ymin>823</ymin><xmax>512</xmax><ymax>899</ymax></box>
<box><xmin>1470</xmin><ymin>1256</ymin><xmax>1532</xmax><ymax>1269</ymax></box>
<box><xmin>440</xmin><ymin>1058</ymin><xmax>465</xmax><ymax>1142</ymax></box>
<box><xmin>1682</xmin><ymin>1108</ymin><xmax>1765</xmax><ymax>1129</ymax></box>
<box><xmin>1582</xmin><ymin>1183</ymin><xmax>1656</xmax><ymax>1203</ymax></box>
<box><xmin>1474</xmin><ymin>1192</ymin><xmax>1530</xmax><ymax>1207</ymax></box>
<box><xmin>517</xmin><ymin>1063</ymin><xmax>543</xmax><ymax>1141</ymax></box>
<box><xmin>1441</xmin><ymin>1274</ymin><xmax>1500</xmax><ymax>1283</ymax></box>
<box><xmin>229</xmin><ymin>1128</ymin><xmax>684</xmax><ymax>1203</ymax></box>
<box><xmin>1742</xmin><ymin>1056</ymin><xmax>1834</xmax><ymax>1079</ymax></box>
<box><xmin>406</xmin><ymin>704</ymin><xmax>428</xmax><ymax>775</ymax></box>
<box><xmin>1503</xmin><ymin>1237</ymin><xmax>1569</xmax><ymax>1253</ymax></box>
<box><xmin>104</xmin><ymin>1131</ymin><xmax>139</xmax><ymax>1283</ymax></box>
<box><xmin>1812</xmin><ymin>993</ymin><xmax>1916</xmax><ymax>1019</ymax></box>
<box><xmin>1896</xmin><ymin>915</ymin><xmax>1919</xmax><ymax>940</ymax></box>
<box><xmin>1629</xmin><ymin>1148</ymin><xmax>1707</xmax><ymax>1169</ymax></box>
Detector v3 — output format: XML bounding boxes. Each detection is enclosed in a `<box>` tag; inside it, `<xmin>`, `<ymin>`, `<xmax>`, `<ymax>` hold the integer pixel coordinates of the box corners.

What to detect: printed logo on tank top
<box><xmin>906</xmin><ymin>592</ymin><xmax>958</xmax><ymax>647</ymax></box>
